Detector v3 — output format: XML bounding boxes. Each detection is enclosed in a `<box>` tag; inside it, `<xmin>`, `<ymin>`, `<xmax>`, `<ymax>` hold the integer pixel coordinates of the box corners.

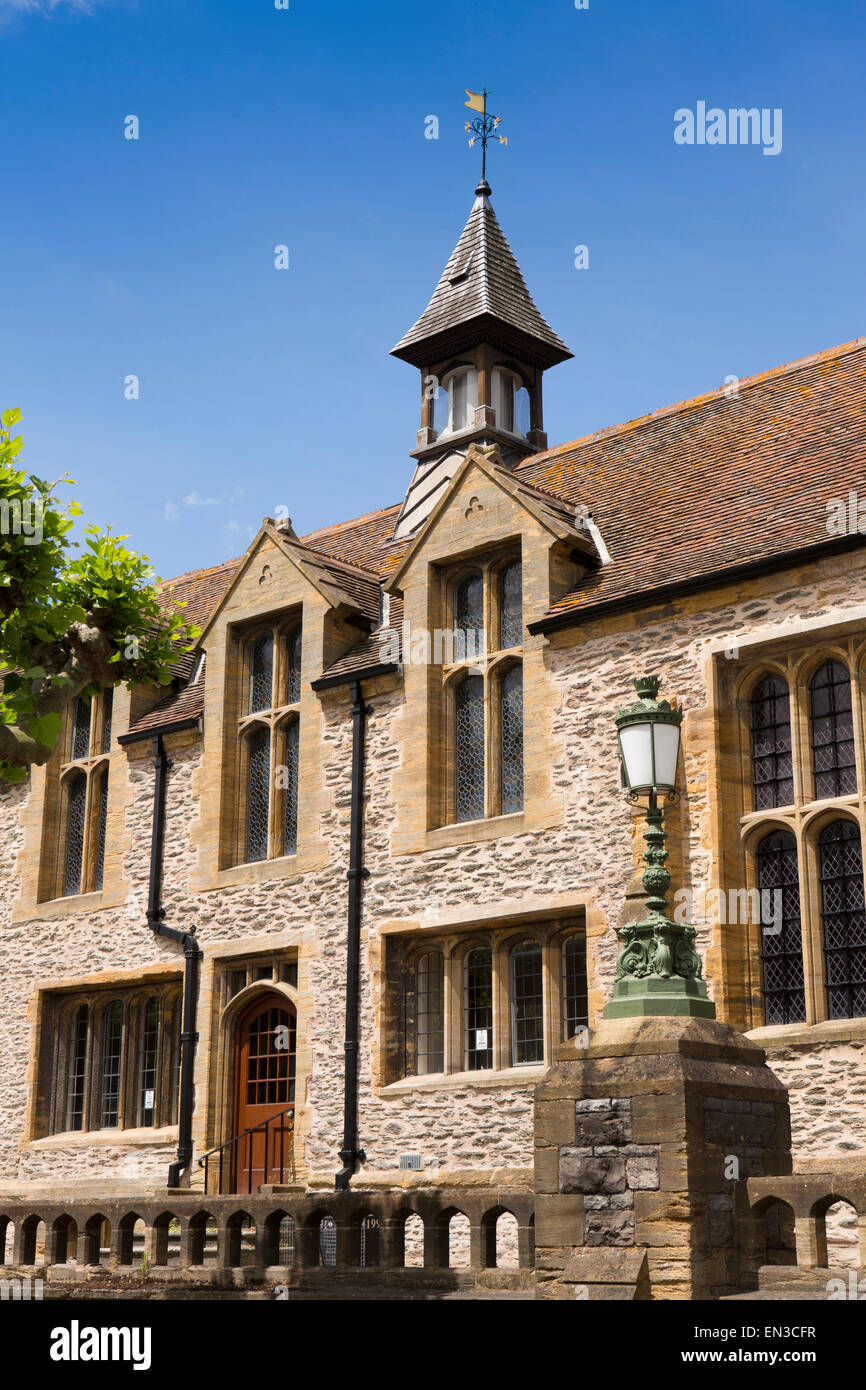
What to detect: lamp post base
<box><xmin>604</xmin><ymin>974</ymin><xmax>716</xmax><ymax>1019</ymax></box>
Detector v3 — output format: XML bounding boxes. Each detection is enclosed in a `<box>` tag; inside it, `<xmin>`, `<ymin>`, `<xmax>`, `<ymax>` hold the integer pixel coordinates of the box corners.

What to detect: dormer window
<box><xmin>435</xmin><ymin>366</ymin><xmax>478</xmax><ymax>437</ymax></box>
<box><xmin>493</xmin><ymin>369</ymin><xmax>530</xmax><ymax>437</ymax></box>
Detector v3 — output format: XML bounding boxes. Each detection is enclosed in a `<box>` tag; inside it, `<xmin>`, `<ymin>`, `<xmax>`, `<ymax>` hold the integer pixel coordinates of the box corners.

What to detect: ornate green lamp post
<box><xmin>604</xmin><ymin>675</ymin><xmax>715</xmax><ymax>1019</ymax></box>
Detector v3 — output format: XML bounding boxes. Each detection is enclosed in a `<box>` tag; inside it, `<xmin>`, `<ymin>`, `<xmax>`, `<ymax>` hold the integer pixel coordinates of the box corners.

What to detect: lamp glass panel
<box><xmin>619</xmin><ymin>722</ymin><xmax>654</xmax><ymax>790</ymax></box>
<box><xmin>652</xmin><ymin>722</ymin><xmax>681</xmax><ymax>790</ymax></box>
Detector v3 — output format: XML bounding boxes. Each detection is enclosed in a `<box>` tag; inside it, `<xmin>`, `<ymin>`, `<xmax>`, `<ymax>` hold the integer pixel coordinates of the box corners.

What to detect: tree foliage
<box><xmin>0</xmin><ymin>408</ymin><xmax>198</xmax><ymax>782</ymax></box>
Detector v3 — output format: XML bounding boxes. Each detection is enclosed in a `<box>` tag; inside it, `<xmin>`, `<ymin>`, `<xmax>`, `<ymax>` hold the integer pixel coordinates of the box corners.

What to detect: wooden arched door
<box><xmin>234</xmin><ymin>993</ymin><xmax>296</xmax><ymax>1191</ymax></box>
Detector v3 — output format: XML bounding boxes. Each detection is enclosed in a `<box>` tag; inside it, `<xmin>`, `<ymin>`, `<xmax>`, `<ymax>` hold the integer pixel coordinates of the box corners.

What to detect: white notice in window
<box><xmin>143</xmin><ymin>1090</ymin><xmax>155</xmax><ymax>1110</ymax></box>
<box><xmin>475</xmin><ymin>1029</ymin><xmax>488</xmax><ymax>1051</ymax></box>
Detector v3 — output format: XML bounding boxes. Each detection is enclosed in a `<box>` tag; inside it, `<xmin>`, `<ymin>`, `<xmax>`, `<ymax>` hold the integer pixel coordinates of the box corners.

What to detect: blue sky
<box><xmin>1</xmin><ymin>0</ymin><xmax>864</xmax><ymax>580</ymax></box>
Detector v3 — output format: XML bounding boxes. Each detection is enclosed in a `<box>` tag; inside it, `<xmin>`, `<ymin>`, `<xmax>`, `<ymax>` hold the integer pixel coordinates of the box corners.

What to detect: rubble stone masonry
<box><xmin>2</xmin><ymin>539</ymin><xmax>866</xmax><ymax>1194</ymax></box>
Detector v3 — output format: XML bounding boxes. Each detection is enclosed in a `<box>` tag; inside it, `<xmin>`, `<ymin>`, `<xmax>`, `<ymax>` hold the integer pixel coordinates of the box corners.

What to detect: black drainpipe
<box><xmin>144</xmin><ymin>732</ymin><xmax>202</xmax><ymax>1190</ymax></box>
<box><xmin>335</xmin><ymin>679</ymin><xmax>370</xmax><ymax>1190</ymax></box>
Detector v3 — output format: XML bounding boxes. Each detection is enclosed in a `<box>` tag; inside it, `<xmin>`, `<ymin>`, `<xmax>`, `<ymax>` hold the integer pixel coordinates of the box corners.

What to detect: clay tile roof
<box><xmin>158</xmin><ymin>556</ymin><xmax>243</xmax><ymax>628</ymax></box>
<box><xmin>120</xmin><ymin>662</ymin><xmax>205</xmax><ymax>742</ymax></box>
<box><xmin>315</xmin><ymin>598</ymin><xmax>404</xmax><ymax>687</ymax></box>
<box><xmin>298</xmin><ymin>504</ymin><xmax>402</xmax><ymax>570</ymax></box>
<box><xmin>519</xmin><ymin>338</ymin><xmax>866</xmax><ymax>627</ymax></box>
<box><xmin>391</xmin><ymin>185</ymin><xmax>571</xmax><ymax>368</ymax></box>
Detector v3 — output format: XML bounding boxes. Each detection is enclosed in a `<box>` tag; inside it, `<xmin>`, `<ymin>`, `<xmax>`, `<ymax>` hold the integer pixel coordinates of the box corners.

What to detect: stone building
<box><xmin>2</xmin><ymin>176</ymin><xmax>866</xmax><ymax>1291</ymax></box>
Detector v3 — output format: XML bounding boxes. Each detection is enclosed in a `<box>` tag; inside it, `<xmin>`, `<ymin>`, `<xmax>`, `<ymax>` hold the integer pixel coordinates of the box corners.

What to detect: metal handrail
<box><xmin>198</xmin><ymin>1105</ymin><xmax>295</xmax><ymax>1195</ymax></box>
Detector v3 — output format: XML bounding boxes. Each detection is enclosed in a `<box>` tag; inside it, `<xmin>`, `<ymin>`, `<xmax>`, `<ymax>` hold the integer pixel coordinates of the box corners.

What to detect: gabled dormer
<box><xmin>390</xmin><ymin>177</ymin><xmax>572</xmax><ymax>541</ymax></box>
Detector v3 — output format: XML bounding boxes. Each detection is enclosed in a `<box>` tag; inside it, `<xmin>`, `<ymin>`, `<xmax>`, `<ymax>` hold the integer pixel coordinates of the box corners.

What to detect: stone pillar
<box><xmin>534</xmin><ymin>1016</ymin><xmax>792</xmax><ymax>1300</ymax></box>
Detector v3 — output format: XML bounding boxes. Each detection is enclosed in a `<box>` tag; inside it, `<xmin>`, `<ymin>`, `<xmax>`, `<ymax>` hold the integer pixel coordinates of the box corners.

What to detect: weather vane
<box><xmin>464</xmin><ymin>88</ymin><xmax>507</xmax><ymax>183</ymax></box>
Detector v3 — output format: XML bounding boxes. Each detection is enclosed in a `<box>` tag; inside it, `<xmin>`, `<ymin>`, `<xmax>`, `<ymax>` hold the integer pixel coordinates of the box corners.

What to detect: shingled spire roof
<box><xmin>391</xmin><ymin>180</ymin><xmax>572</xmax><ymax>369</ymax></box>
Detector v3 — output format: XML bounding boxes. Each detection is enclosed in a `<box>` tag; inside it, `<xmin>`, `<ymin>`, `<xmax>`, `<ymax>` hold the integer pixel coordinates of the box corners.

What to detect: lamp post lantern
<box><xmin>604</xmin><ymin>675</ymin><xmax>715</xmax><ymax>1019</ymax></box>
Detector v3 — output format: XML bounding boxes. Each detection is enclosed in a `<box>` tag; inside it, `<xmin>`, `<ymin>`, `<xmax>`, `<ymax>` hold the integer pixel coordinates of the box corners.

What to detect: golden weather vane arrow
<box><xmin>464</xmin><ymin>88</ymin><xmax>508</xmax><ymax>183</ymax></box>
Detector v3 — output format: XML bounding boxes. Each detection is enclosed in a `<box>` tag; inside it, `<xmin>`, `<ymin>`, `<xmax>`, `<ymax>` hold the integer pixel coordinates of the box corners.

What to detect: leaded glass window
<box><xmin>93</xmin><ymin>770</ymin><xmax>109</xmax><ymax>892</ymax></box>
<box><xmin>499</xmin><ymin>561</ymin><xmax>522</xmax><ymax>650</ymax></box>
<box><xmin>100</xmin><ymin>1000</ymin><xmax>123</xmax><ymax>1128</ymax></box>
<box><xmin>563</xmin><ymin>934</ymin><xmax>589</xmax><ymax>1039</ymax></box>
<box><xmin>811</xmin><ymin>661</ymin><xmax>856</xmax><ymax>800</ymax></box>
<box><xmin>101</xmin><ymin>687</ymin><xmax>114</xmax><ymax>754</ymax></box>
<box><xmin>53</xmin><ymin>688</ymin><xmax>115</xmax><ymax>900</ymax></box>
<box><xmin>818</xmin><ymin>819</ymin><xmax>866</xmax><ymax>1020</ymax></box>
<box><xmin>246</xmin><ymin>726</ymin><xmax>271</xmax><ymax>862</ymax></box>
<box><xmin>455</xmin><ymin>675</ymin><xmax>485</xmax><ymax>822</ymax></box>
<box><xmin>237</xmin><ymin>621</ymin><xmax>303</xmax><ymax>865</ymax></box>
<box><xmin>500</xmin><ymin>665</ymin><xmax>523</xmax><ymax>814</ymax></box>
<box><xmin>139</xmin><ymin>997</ymin><xmax>159</xmax><ymax>1127</ymax></box>
<box><xmin>511</xmin><ymin>942</ymin><xmax>543</xmax><ymax>1064</ymax></box>
<box><xmin>417</xmin><ymin>951</ymin><xmax>445</xmax><ymax>1075</ymax></box>
<box><xmin>751</xmin><ymin>676</ymin><xmax>793</xmax><ymax>810</ymax></box>
<box><xmin>71</xmin><ymin>696</ymin><xmax>91</xmax><ymax>760</ymax></box>
<box><xmin>286</xmin><ymin>628</ymin><xmax>302</xmax><ymax>705</ymax></box>
<box><xmin>249</xmin><ymin>634</ymin><xmax>274</xmax><ymax>714</ymax></box>
<box><xmin>49</xmin><ymin>986</ymin><xmax>181</xmax><ymax>1136</ymax></box>
<box><xmin>454</xmin><ymin>572</ymin><xmax>484</xmax><ymax>661</ymax></box>
<box><xmin>464</xmin><ymin>947</ymin><xmax>493</xmax><ymax>1070</ymax></box>
<box><xmin>757</xmin><ymin>830</ymin><xmax>806</xmax><ymax>1026</ymax></box>
<box><xmin>65</xmin><ymin>1005</ymin><xmax>89</xmax><ymax>1132</ymax></box>
<box><xmin>63</xmin><ymin>773</ymin><xmax>87</xmax><ymax>897</ymax></box>
<box><xmin>282</xmin><ymin>719</ymin><xmax>299</xmax><ymax>856</ymax></box>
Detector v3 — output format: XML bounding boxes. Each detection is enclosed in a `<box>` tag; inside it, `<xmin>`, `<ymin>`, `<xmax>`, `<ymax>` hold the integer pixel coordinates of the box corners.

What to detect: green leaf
<box><xmin>29</xmin><ymin>712</ymin><xmax>61</xmax><ymax>749</ymax></box>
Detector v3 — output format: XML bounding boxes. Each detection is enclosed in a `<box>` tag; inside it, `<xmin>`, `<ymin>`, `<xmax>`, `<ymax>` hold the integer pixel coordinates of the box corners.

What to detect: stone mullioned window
<box><xmin>384</xmin><ymin>920</ymin><xmax>588</xmax><ymax>1083</ymax></box>
<box><xmin>38</xmin><ymin>689</ymin><xmax>114</xmax><ymax>902</ymax></box>
<box><xmin>730</xmin><ymin>644</ymin><xmax>866</xmax><ymax>1028</ymax></box>
<box><xmin>440</xmin><ymin>553</ymin><xmax>524</xmax><ymax>826</ymax></box>
<box><xmin>228</xmin><ymin>618</ymin><xmax>302</xmax><ymax>866</ymax></box>
<box><xmin>36</xmin><ymin>980</ymin><xmax>182</xmax><ymax>1137</ymax></box>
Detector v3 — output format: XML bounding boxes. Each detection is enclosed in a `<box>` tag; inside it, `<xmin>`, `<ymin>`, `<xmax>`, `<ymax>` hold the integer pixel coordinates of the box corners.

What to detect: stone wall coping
<box><xmin>24</xmin><ymin>1125</ymin><xmax>178</xmax><ymax>1152</ymax></box>
<box><xmin>381</xmin><ymin>1066</ymin><xmax>546</xmax><ymax>1097</ymax></box>
<box><xmin>746</xmin><ymin>1017</ymin><xmax>866</xmax><ymax>1050</ymax></box>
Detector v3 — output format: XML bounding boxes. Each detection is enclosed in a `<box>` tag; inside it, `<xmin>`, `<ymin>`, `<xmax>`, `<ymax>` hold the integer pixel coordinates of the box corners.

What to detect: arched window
<box><xmin>493</xmin><ymin>369</ymin><xmax>516</xmax><ymax>433</ymax></box>
<box><xmin>249</xmin><ymin>634</ymin><xmax>274</xmax><ymax>714</ymax></box>
<box><xmin>52</xmin><ymin>688</ymin><xmax>115</xmax><ymax>901</ymax></box>
<box><xmin>93</xmin><ymin>768</ymin><xmax>109</xmax><ymax>892</ymax></box>
<box><xmin>499</xmin><ymin>561</ymin><xmax>522</xmax><ymax>650</ymax></box>
<box><xmin>286</xmin><ymin>628</ymin><xmax>302</xmax><ymax>706</ymax></box>
<box><xmin>245</xmin><ymin>726</ymin><xmax>271</xmax><ymax>863</ymax></box>
<box><xmin>515</xmin><ymin>385</ymin><xmax>531</xmax><ymax>436</ymax></box>
<box><xmin>65</xmin><ymin>1005</ymin><xmax>89</xmax><ymax>1132</ymax></box>
<box><xmin>71</xmin><ymin>695</ymin><xmax>91</xmax><ymax>761</ymax></box>
<box><xmin>442</xmin><ymin>367</ymin><xmax>477</xmax><ymax>434</ymax></box>
<box><xmin>454</xmin><ymin>571</ymin><xmax>484</xmax><ymax>660</ymax></box>
<box><xmin>510</xmin><ymin>941</ymin><xmax>543</xmax><ymax>1064</ymax></box>
<box><xmin>751</xmin><ymin>675</ymin><xmax>793</xmax><ymax>810</ymax></box>
<box><xmin>100</xmin><ymin>1001</ymin><xmax>124</xmax><ymax>1128</ymax></box>
<box><xmin>139</xmin><ymin>996</ymin><xmax>159</xmax><ymax>1128</ymax></box>
<box><xmin>63</xmin><ymin>772</ymin><xmax>87</xmax><ymax>897</ymax></box>
<box><xmin>416</xmin><ymin>951</ymin><xmax>445</xmax><ymax>1075</ymax></box>
<box><xmin>756</xmin><ymin>830</ymin><xmax>806</xmax><ymax>1025</ymax></box>
<box><xmin>101</xmin><ymin>687</ymin><xmax>114</xmax><ymax>753</ymax></box>
<box><xmin>282</xmin><ymin>719</ymin><xmax>299</xmax><ymax>856</ymax></box>
<box><xmin>455</xmin><ymin>675</ymin><xmax>485</xmax><ymax>822</ymax></box>
<box><xmin>464</xmin><ymin>947</ymin><xmax>493</xmax><ymax>1070</ymax></box>
<box><xmin>811</xmin><ymin>661</ymin><xmax>856</xmax><ymax>799</ymax></box>
<box><xmin>818</xmin><ymin>819</ymin><xmax>866</xmax><ymax>1020</ymax></box>
<box><xmin>562</xmin><ymin>934</ymin><xmax>589</xmax><ymax>1040</ymax></box>
<box><xmin>236</xmin><ymin>618</ymin><xmax>305</xmax><ymax>866</ymax></box>
<box><xmin>499</xmin><ymin>665</ymin><xmax>523</xmax><ymax>815</ymax></box>
<box><xmin>432</xmin><ymin>378</ymin><xmax>450</xmax><ymax>436</ymax></box>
